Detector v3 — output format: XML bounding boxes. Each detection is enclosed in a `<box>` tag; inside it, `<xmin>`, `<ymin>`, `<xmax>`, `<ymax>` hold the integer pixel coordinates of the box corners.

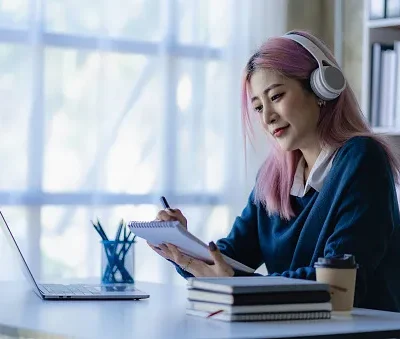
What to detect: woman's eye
<box><xmin>271</xmin><ymin>93</ymin><xmax>284</xmax><ymax>102</ymax></box>
<box><xmin>254</xmin><ymin>106</ymin><xmax>263</xmax><ymax>113</ymax></box>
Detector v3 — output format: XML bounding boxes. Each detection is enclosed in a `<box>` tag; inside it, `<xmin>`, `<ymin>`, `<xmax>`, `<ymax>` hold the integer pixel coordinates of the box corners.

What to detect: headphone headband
<box><xmin>283</xmin><ymin>33</ymin><xmax>332</xmax><ymax>68</ymax></box>
<box><xmin>282</xmin><ymin>32</ymin><xmax>346</xmax><ymax>101</ymax></box>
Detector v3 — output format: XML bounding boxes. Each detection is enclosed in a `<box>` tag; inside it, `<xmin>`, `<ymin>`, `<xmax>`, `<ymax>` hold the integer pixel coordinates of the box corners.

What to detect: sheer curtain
<box><xmin>0</xmin><ymin>0</ymin><xmax>287</xmax><ymax>285</ymax></box>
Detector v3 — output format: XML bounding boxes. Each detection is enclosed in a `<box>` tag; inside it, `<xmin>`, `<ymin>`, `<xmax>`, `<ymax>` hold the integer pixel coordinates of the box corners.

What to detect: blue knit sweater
<box><xmin>174</xmin><ymin>136</ymin><xmax>400</xmax><ymax>312</ymax></box>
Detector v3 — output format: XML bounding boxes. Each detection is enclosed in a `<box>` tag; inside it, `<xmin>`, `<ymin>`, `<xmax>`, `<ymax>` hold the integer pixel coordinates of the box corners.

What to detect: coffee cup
<box><xmin>314</xmin><ymin>254</ymin><xmax>358</xmax><ymax>312</ymax></box>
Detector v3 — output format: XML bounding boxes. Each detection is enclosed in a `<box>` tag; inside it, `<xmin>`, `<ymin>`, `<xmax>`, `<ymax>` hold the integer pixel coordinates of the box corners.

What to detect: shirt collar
<box><xmin>290</xmin><ymin>147</ymin><xmax>337</xmax><ymax>197</ymax></box>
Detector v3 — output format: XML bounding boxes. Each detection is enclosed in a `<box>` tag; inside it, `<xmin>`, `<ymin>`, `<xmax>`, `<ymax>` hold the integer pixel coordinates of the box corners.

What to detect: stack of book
<box><xmin>186</xmin><ymin>276</ymin><xmax>332</xmax><ymax>322</ymax></box>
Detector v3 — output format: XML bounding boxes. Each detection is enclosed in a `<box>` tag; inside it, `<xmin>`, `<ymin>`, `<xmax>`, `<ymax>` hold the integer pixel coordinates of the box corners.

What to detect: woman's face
<box><xmin>249</xmin><ymin>69</ymin><xmax>321</xmax><ymax>152</ymax></box>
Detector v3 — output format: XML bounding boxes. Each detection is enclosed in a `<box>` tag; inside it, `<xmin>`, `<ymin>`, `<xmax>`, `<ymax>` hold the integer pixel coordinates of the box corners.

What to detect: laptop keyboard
<box><xmin>39</xmin><ymin>284</ymin><xmax>101</xmax><ymax>295</ymax></box>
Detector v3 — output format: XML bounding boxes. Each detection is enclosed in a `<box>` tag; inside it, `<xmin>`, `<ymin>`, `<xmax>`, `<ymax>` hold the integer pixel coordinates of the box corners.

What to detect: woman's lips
<box><xmin>273</xmin><ymin>125</ymin><xmax>289</xmax><ymax>137</ymax></box>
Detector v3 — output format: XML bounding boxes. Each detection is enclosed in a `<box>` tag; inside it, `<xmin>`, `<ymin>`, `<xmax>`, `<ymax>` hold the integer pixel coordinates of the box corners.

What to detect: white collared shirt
<box><xmin>290</xmin><ymin>147</ymin><xmax>337</xmax><ymax>197</ymax></box>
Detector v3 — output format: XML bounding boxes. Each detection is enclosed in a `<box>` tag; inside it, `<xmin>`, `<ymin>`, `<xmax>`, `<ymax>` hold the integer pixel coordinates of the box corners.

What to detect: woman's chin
<box><xmin>275</xmin><ymin>138</ymin><xmax>296</xmax><ymax>152</ymax></box>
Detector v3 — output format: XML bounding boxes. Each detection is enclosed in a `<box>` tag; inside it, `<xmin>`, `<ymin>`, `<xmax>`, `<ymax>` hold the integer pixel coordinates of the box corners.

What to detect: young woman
<box><xmin>148</xmin><ymin>30</ymin><xmax>400</xmax><ymax>312</ymax></box>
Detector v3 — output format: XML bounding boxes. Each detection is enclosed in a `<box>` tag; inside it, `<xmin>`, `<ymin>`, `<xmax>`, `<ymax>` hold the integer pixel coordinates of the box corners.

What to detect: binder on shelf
<box><xmin>369</xmin><ymin>0</ymin><xmax>385</xmax><ymax>19</ymax></box>
<box><xmin>369</xmin><ymin>42</ymin><xmax>397</xmax><ymax>128</ymax></box>
<box><xmin>386</xmin><ymin>0</ymin><xmax>400</xmax><ymax>17</ymax></box>
<box><xmin>370</xmin><ymin>43</ymin><xmax>382</xmax><ymax>126</ymax></box>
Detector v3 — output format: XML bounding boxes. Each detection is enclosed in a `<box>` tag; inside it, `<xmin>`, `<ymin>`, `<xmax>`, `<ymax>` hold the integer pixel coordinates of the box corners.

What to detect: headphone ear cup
<box><xmin>310</xmin><ymin>67</ymin><xmax>339</xmax><ymax>101</ymax></box>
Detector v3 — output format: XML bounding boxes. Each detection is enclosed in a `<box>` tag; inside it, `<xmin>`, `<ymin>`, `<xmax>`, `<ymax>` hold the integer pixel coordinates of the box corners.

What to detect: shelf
<box><xmin>372</xmin><ymin>127</ymin><xmax>400</xmax><ymax>136</ymax></box>
<box><xmin>368</xmin><ymin>18</ymin><xmax>400</xmax><ymax>28</ymax></box>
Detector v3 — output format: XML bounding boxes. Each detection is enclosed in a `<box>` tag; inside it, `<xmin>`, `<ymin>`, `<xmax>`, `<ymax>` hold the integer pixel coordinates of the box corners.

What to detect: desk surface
<box><xmin>1</xmin><ymin>281</ymin><xmax>400</xmax><ymax>339</ymax></box>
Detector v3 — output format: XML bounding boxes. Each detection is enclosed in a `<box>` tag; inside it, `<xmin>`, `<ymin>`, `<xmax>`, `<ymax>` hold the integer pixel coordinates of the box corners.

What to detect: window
<box><xmin>0</xmin><ymin>0</ymin><xmax>271</xmax><ymax>285</ymax></box>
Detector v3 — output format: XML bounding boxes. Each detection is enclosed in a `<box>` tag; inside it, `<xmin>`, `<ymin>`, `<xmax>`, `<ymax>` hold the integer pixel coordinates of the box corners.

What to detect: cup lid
<box><xmin>314</xmin><ymin>254</ymin><xmax>358</xmax><ymax>269</ymax></box>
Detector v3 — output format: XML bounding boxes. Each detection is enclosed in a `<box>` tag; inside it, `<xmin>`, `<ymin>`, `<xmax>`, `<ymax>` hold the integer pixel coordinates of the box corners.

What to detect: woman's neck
<box><xmin>300</xmin><ymin>144</ymin><xmax>322</xmax><ymax>182</ymax></box>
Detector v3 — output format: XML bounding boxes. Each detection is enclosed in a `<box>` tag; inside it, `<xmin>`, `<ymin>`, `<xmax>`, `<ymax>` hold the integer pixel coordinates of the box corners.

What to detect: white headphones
<box><xmin>283</xmin><ymin>32</ymin><xmax>346</xmax><ymax>101</ymax></box>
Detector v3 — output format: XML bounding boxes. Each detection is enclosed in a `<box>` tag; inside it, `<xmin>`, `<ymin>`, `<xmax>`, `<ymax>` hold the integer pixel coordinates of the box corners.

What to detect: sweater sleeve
<box><xmin>268</xmin><ymin>137</ymin><xmax>398</xmax><ymax>305</ymax></box>
<box><xmin>216</xmin><ymin>189</ymin><xmax>264</xmax><ymax>272</ymax></box>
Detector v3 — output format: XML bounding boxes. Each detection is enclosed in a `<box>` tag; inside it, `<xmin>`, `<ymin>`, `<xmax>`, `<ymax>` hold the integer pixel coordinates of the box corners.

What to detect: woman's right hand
<box><xmin>155</xmin><ymin>208</ymin><xmax>187</xmax><ymax>229</ymax></box>
<box><xmin>147</xmin><ymin>208</ymin><xmax>187</xmax><ymax>257</ymax></box>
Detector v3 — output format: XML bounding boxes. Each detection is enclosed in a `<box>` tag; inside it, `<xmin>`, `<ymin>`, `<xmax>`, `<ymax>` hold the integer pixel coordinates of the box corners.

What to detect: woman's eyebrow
<box><xmin>251</xmin><ymin>83</ymin><xmax>284</xmax><ymax>102</ymax></box>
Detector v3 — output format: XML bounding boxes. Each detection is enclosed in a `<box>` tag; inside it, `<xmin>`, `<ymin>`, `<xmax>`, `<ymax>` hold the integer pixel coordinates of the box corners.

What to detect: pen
<box><xmin>160</xmin><ymin>196</ymin><xmax>170</xmax><ymax>209</ymax></box>
<box><xmin>114</xmin><ymin>220</ymin><xmax>123</xmax><ymax>242</ymax></box>
<box><xmin>123</xmin><ymin>221</ymin><xmax>126</xmax><ymax>242</ymax></box>
<box><xmin>91</xmin><ymin>221</ymin><xmax>106</xmax><ymax>241</ymax></box>
<box><xmin>156</xmin><ymin>196</ymin><xmax>171</xmax><ymax>251</ymax></box>
<box><xmin>96</xmin><ymin>219</ymin><xmax>109</xmax><ymax>241</ymax></box>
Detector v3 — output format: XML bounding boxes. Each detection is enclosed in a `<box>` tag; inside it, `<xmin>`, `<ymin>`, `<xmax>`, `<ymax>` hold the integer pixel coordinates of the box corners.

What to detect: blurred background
<box><xmin>0</xmin><ymin>0</ymin><xmax>363</xmax><ymax>286</ymax></box>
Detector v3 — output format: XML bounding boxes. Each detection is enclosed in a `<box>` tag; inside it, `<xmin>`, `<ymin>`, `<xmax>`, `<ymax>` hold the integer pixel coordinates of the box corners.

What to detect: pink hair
<box><xmin>241</xmin><ymin>30</ymin><xmax>400</xmax><ymax>220</ymax></box>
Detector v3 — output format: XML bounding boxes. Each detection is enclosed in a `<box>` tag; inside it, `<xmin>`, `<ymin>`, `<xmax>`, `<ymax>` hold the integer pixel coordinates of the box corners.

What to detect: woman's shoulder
<box><xmin>332</xmin><ymin>135</ymin><xmax>391</xmax><ymax>172</ymax></box>
<box><xmin>335</xmin><ymin>135</ymin><xmax>387</xmax><ymax>161</ymax></box>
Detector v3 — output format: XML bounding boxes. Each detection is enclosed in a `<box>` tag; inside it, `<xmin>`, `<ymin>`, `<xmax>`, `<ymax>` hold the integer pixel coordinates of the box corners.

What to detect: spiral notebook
<box><xmin>128</xmin><ymin>220</ymin><xmax>254</xmax><ymax>273</ymax></box>
<box><xmin>186</xmin><ymin>309</ymin><xmax>331</xmax><ymax>322</ymax></box>
<box><xmin>186</xmin><ymin>301</ymin><xmax>332</xmax><ymax>314</ymax></box>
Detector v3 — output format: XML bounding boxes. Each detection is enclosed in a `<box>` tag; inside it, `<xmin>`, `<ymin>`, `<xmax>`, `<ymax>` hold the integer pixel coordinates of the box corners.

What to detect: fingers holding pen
<box><xmin>158</xmin><ymin>196</ymin><xmax>187</xmax><ymax>228</ymax></box>
<box><xmin>156</xmin><ymin>209</ymin><xmax>187</xmax><ymax>229</ymax></box>
<box><xmin>156</xmin><ymin>210</ymin><xmax>175</xmax><ymax>221</ymax></box>
<box><xmin>165</xmin><ymin>209</ymin><xmax>187</xmax><ymax>229</ymax></box>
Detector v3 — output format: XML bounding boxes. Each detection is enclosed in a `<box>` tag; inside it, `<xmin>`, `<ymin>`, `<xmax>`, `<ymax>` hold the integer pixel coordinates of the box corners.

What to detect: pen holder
<box><xmin>101</xmin><ymin>240</ymin><xmax>135</xmax><ymax>284</ymax></box>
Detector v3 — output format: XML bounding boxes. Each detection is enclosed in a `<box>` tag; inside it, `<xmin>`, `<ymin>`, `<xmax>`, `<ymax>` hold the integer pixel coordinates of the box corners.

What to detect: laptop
<box><xmin>0</xmin><ymin>211</ymin><xmax>150</xmax><ymax>300</ymax></box>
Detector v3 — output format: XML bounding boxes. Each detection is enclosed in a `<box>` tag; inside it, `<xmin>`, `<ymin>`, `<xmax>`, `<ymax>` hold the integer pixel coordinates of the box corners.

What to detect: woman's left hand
<box><xmin>150</xmin><ymin>241</ymin><xmax>234</xmax><ymax>277</ymax></box>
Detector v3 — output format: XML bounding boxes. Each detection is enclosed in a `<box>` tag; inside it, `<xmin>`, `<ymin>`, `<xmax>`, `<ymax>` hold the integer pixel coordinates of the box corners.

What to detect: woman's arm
<box><xmin>216</xmin><ymin>189</ymin><xmax>264</xmax><ymax>271</ymax></box>
<box><xmin>173</xmin><ymin>189</ymin><xmax>264</xmax><ymax>279</ymax></box>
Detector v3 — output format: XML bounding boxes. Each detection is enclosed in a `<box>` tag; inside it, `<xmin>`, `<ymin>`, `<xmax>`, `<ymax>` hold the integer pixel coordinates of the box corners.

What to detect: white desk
<box><xmin>1</xmin><ymin>281</ymin><xmax>400</xmax><ymax>339</ymax></box>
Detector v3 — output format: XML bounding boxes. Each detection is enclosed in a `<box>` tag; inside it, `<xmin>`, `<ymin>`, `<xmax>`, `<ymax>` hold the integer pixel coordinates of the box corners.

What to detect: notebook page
<box><xmin>128</xmin><ymin>220</ymin><xmax>254</xmax><ymax>273</ymax></box>
<box><xmin>128</xmin><ymin>221</ymin><xmax>213</xmax><ymax>263</ymax></box>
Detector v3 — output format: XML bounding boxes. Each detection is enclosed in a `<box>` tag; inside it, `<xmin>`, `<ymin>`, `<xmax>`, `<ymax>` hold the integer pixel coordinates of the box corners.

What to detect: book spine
<box><xmin>187</xmin><ymin>290</ymin><xmax>331</xmax><ymax>305</ymax></box>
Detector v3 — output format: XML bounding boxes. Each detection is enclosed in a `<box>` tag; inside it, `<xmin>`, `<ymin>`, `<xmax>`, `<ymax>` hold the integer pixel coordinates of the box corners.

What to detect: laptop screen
<box><xmin>0</xmin><ymin>211</ymin><xmax>41</xmax><ymax>294</ymax></box>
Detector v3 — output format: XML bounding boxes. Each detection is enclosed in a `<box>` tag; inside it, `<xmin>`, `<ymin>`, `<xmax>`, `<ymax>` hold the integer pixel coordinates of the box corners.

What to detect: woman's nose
<box><xmin>263</xmin><ymin>109</ymin><xmax>277</xmax><ymax>125</ymax></box>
